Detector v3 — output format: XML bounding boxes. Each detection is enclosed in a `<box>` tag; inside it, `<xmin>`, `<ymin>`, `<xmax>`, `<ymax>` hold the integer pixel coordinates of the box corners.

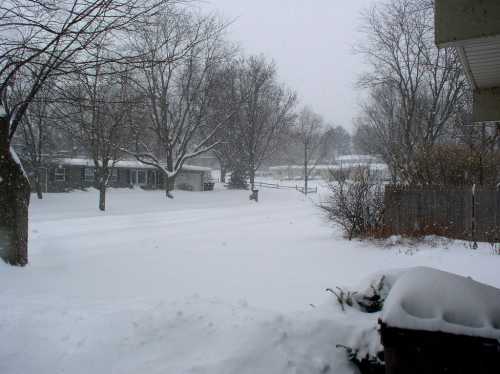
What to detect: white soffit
<box><xmin>459</xmin><ymin>36</ymin><xmax>500</xmax><ymax>90</ymax></box>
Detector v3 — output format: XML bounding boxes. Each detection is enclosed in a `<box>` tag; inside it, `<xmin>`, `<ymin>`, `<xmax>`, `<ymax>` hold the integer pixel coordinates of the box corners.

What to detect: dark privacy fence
<box><xmin>384</xmin><ymin>185</ymin><xmax>500</xmax><ymax>242</ymax></box>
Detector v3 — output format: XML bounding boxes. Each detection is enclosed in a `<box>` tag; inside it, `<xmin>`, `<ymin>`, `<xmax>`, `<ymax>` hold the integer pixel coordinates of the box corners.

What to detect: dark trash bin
<box><xmin>380</xmin><ymin>324</ymin><xmax>500</xmax><ymax>374</ymax></box>
<box><xmin>249</xmin><ymin>189</ymin><xmax>259</xmax><ymax>202</ymax></box>
<box><xmin>203</xmin><ymin>182</ymin><xmax>215</xmax><ymax>191</ymax></box>
<box><xmin>380</xmin><ymin>267</ymin><xmax>500</xmax><ymax>374</ymax></box>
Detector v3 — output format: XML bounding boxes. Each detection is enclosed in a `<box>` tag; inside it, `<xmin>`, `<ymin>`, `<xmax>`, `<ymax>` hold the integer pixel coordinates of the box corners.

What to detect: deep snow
<box><xmin>382</xmin><ymin>267</ymin><xmax>500</xmax><ymax>339</ymax></box>
<box><xmin>1</xmin><ymin>186</ymin><xmax>500</xmax><ymax>373</ymax></box>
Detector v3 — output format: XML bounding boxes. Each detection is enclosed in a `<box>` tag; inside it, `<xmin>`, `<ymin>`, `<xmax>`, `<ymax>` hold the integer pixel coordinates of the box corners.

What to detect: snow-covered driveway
<box><xmin>1</xmin><ymin>187</ymin><xmax>500</xmax><ymax>373</ymax></box>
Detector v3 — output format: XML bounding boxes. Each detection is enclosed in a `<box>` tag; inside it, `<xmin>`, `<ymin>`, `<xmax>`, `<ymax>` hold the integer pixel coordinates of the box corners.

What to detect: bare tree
<box><xmin>206</xmin><ymin>61</ymin><xmax>240</xmax><ymax>183</ymax></box>
<box><xmin>353</xmin><ymin>85</ymin><xmax>402</xmax><ymax>183</ymax></box>
<box><xmin>294</xmin><ymin>106</ymin><xmax>327</xmax><ymax>195</ymax></box>
<box><xmin>56</xmin><ymin>56</ymin><xmax>136</xmax><ymax>211</ymax></box>
<box><xmin>230</xmin><ymin>55</ymin><xmax>297</xmax><ymax>191</ymax></box>
<box><xmin>13</xmin><ymin>81</ymin><xmax>57</xmax><ymax>199</ymax></box>
<box><xmin>0</xmin><ymin>0</ymin><xmax>172</xmax><ymax>265</ymax></box>
<box><xmin>127</xmin><ymin>9</ymin><xmax>231</xmax><ymax>198</ymax></box>
<box><xmin>356</xmin><ymin>0</ymin><xmax>467</xmax><ymax>183</ymax></box>
<box><xmin>196</xmin><ymin>58</ymin><xmax>250</xmax><ymax>184</ymax></box>
<box><xmin>324</xmin><ymin>125</ymin><xmax>351</xmax><ymax>158</ymax></box>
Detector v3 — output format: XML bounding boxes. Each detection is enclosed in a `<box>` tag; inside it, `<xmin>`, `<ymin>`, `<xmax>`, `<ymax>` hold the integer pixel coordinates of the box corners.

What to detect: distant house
<box><xmin>268</xmin><ymin>155</ymin><xmax>390</xmax><ymax>182</ymax></box>
<box><xmin>30</xmin><ymin>158</ymin><xmax>213</xmax><ymax>193</ymax></box>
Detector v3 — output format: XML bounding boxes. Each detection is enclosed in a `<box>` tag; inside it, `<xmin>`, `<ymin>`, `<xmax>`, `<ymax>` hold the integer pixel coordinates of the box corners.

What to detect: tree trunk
<box><xmin>164</xmin><ymin>155</ymin><xmax>175</xmax><ymax>199</ymax></box>
<box><xmin>164</xmin><ymin>176</ymin><xmax>174</xmax><ymax>199</ymax></box>
<box><xmin>0</xmin><ymin>115</ymin><xmax>30</xmax><ymax>266</ymax></box>
<box><xmin>249</xmin><ymin>169</ymin><xmax>255</xmax><ymax>191</ymax></box>
<box><xmin>304</xmin><ymin>146</ymin><xmax>308</xmax><ymax>196</ymax></box>
<box><xmin>220</xmin><ymin>166</ymin><xmax>226</xmax><ymax>183</ymax></box>
<box><xmin>98</xmin><ymin>181</ymin><xmax>106</xmax><ymax>211</ymax></box>
<box><xmin>34</xmin><ymin>168</ymin><xmax>43</xmax><ymax>199</ymax></box>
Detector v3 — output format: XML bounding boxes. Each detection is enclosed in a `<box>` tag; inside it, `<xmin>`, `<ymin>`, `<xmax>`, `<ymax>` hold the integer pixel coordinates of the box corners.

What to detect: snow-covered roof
<box><xmin>179</xmin><ymin>164</ymin><xmax>212</xmax><ymax>172</ymax></box>
<box><xmin>381</xmin><ymin>267</ymin><xmax>500</xmax><ymax>340</ymax></box>
<box><xmin>336</xmin><ymin>154</ymin><xmax>380</xmax><ymax>163</ymax></box>
<box><xmin>54</xmin><ymin>158</ymin><xmax>211</xmax><ymax>173</ymax></box>
<box><xmin>269</xmin><ymin>163</ymin><xmax>388</xmax><ymax>171</ymax></box>
<box><xmin>55</xmin><ymin>158</ymin><xmax>152</xmax><ymax>169</ymax></box>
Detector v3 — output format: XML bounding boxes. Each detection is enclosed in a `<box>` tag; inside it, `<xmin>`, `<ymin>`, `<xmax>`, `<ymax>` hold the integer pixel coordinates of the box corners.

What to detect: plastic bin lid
<box><xmin>381</xmin><ymin>267</ymin><xmax>500</xmax><ymax>340</ymax></box>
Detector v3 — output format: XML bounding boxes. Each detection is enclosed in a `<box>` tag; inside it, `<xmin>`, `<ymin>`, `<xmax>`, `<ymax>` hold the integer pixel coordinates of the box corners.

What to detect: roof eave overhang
<box><xmin>435</xmin><ymin>0</ymin><xmax>500</xmax><ymax>123</ymax></box>
<box><xmin>435</xmin><ymin>0</ymin><xmax>500</xmax><ymax>49</ymax></box>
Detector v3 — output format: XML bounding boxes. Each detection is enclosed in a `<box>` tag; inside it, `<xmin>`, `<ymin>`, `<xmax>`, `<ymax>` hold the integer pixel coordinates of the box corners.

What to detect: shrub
<box><xmin>412</xmin><ymin>144</ymin><xmax>500</xmax><ymax>186</ymax></box>
<box><xmin>336</xmin><ymin>345</ymin><xmax>385</xmax><ymax>374</ymax></box>
<box><xmin>327</xmin><ymin>275</ymin><xmax>388</xmax><ymax>313</ymax></box>
<box><xmin>320</xmin><ymin>168</ymin><xmax>384</xmax><ymax>240</ymax></box>
<box><xmin>329</xmin><ymin>275</ymin><xmax>388</xmax><ymax>374</ymax></box>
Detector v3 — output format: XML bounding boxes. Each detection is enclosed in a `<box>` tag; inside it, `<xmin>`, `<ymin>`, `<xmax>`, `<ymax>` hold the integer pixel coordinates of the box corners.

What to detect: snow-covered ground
<box><xmin>1</xmin><ymin>185</ymin><xmax>500</xmax><ymax>373</ymax></box>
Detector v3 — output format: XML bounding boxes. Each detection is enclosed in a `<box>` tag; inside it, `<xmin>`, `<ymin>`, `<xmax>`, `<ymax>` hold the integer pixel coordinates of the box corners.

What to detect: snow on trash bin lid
<box><xmin>381</xmin><ymin>267</ymin><xmax>500</xmax><ymax>340</ymax></box>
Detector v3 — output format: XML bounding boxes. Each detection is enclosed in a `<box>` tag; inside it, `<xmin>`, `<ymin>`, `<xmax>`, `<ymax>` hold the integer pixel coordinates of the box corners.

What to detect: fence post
<box><xmin>471</xmin><ymin>184</ymin><xmax>478</xmax><ymax>249</ymax></box>
<box><xmin>496</xmin><ymin>185</ymin><xmax>500</xmax><ymax>246</ymax></box>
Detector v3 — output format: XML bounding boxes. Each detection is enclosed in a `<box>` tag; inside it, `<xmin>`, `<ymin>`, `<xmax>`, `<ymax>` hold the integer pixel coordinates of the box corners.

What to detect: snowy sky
<box><xmin>200</xmin><ymin>0</ymin><xmax>376</xmax><ymax>132</ymax></box>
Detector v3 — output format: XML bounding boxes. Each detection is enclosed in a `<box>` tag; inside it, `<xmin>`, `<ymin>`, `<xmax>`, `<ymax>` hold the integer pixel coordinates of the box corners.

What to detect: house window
<box><xmin>148</xmin><ymin>170</ymin><xmax>157</xmax><ymax>186</ymax></box>
<box><xmin>54</xmin><ymin>167</ymin><xmax>66</xmax><ymax>182</ymax></box>
<box><xmin>137</xmin><ymin>170</ymin><xmax>146</xmax><ymax>185</ymax></box>
<box><xmin>84</xmin><ymin>167</ymin><xmax>95</xmax><ymax>182</ymax></box>
<box><xmin>110</xmin><ymin>168</ymin><xmax>118</xmax><ymax>183</ymax></box>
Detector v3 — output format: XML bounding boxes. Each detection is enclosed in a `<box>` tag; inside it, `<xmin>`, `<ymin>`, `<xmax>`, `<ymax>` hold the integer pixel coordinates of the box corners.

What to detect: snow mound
<box><xmin>381</xmin><ymin>267</ymin><xmax>500</xmax><ymax>340</ymax></box>
<box><xmin>195</xmin><ymin>306</ymin><xmax>378</xmax><ymax>374</ymax></box>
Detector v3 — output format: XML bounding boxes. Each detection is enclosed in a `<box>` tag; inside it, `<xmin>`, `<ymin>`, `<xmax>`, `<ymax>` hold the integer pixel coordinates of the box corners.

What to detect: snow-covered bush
<box><xmin>328</xmin><ymin>275</ymin><xmax>389</xmax><ymax>314</ymax></box>
<box><xmin>320</xmin><ymin>169</ymin><xmax>385</xmax><ymax>240</ymax></box>
<box><xmin>328</xmin><ymin>274</ymin><xmax>393</xmax><ymax>374</ymax></box>
<box><xmin>326</xmin><ymin>287</ymin><xmax>358</xmax><ymax>312</ymax></box>
<box><xmin>336</xmin><ymin>344</ymin><xmax>385</xmax><ymax>374</ymax></box>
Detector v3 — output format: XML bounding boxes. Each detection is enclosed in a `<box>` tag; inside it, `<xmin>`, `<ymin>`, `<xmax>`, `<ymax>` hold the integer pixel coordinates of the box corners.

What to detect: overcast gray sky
<box><xmin>200</xmin><ymin>0</ymin><xmax>376</xmax><ymax>132</ymax></box>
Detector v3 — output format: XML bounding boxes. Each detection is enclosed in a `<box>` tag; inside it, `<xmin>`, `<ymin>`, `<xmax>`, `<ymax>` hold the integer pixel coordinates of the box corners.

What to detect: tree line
<box><xmin>0</xmin><ymin>0</ymin><xmax>350</xmax><ymax>265</ymax></box>
<box><xmin>351</xmin><ymin>0</ymin><xmax>499</xmax><ymax>186</ymax></box>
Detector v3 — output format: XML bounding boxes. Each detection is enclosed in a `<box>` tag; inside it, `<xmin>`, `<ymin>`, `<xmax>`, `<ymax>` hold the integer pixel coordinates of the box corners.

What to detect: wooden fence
<box><xmin>384</xmin><ymin>185</ymin><xmax>500</xmax><ymax>242</ymax></box>
<box><xmin>253</xmin><ymin>181</ymin><xmax>318</xmax><ymax>194</ymax></box>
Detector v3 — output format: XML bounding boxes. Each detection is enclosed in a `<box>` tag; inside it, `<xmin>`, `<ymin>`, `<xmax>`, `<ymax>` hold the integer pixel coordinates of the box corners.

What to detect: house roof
<box><xmin>335</xmin><ymin>154</ymin><xmax>381</xmax><ymax>163</ymax></box>
<box><xmin>54</xmin><ymin>158</ymin><xmax>212</xmax><ymax>173</ymax></box>
<box><xmin>269</xmin><ymin>163</ymin><xmax>388</xmax><ymax>172</ymax></box>
<box><xmin>435</xmin><ymin>0</ymin><xmax>500</xmax><ymax>122</ymax></box>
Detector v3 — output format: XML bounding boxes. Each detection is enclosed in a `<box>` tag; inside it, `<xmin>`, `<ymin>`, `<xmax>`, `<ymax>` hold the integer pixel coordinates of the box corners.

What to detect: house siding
<box><xmin>175</xmin><ymin>170</ymin><xmax>204</xmax><ymax>191</ymax></box>
<box><xmin>30</xmin><ymin>160</ymin><xmax>211</xmax><ymax>193</ymax></box>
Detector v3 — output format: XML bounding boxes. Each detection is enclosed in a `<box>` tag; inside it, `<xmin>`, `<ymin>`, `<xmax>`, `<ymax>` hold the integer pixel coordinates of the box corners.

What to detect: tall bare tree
<box><xmin>127</xmin><ymin>9</ymin><xmax>231</xmax><ymax>198</ymax></box>
<box><xmin>294</xmin><ymin>106</ymin><xmax>328</xmax><ymax>195</ymax></box>
<box><xmin>56</xmin><ymin>57</ymin><xmax>137</xmax><ymax>211</ymax></box>
<box><xmin>353</xmin><ymin>84</ymin><xmax>402</xmax><ymax>183</ymax></box>
<box><xmin>200</xmin><ymin>60</ymin><xmax>241</xmax><ymax>183</ymax></box>
<box><xmin>324</xmin><ymin>125</ymin><xmax>351</xmax><ymax>158</ymax></box>
<box><xmin>231</xmin><ymin>56</ymin><xmax>297</xmax><ymax>191</ymax></box>
<box><xmin>13</xmin><ymin>81</ymin><xmax>57</xmax><ymax>199</ymax></box>
<box><xmin>356</xmin><ymin>0</ymin><xmax>467</xmax><ymax>183</ymax></box>
<box><xmin>0</xmin><ymin>0</ymin><xmax>172</xmax><ymax>265</ymax></box>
